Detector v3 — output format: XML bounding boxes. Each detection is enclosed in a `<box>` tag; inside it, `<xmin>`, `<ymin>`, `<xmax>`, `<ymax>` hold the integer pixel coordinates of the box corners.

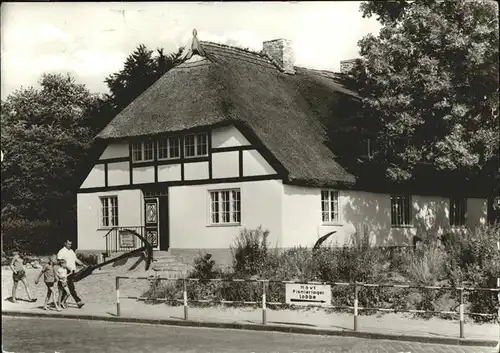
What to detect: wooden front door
<box><xmin>144</xmin><ymin>198</ymin><xmax>160</xmax><ymax>250</ymax></box>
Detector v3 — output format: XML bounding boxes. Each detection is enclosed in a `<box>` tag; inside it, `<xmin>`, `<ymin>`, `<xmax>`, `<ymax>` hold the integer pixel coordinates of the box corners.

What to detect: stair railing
<box><xmin>104</xmin><ymin>226</ymin><xmax>146</xmax><ymax>258</ymax></box>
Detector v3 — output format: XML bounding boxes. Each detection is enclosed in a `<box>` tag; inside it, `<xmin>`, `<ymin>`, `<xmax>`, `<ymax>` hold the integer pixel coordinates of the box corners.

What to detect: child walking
<box><xmin>56</xmin><ymin>259</ymin><xmax>70</xmax><ymax>309</ymax></box>
<box><xmin>9</xmin><ymin>251</ymin><xmax>37</xmax><ymax>303</ymax></box>
<box><xmin>35</xmin><ymin>255</ymin><xmax>62</xmax><ymax>311</ymax></box>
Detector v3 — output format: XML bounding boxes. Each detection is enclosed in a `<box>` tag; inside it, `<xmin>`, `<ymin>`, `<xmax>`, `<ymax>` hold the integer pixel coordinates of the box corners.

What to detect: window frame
<box><xmin>390</xmin><ymin>194</ymin><xmax>412</xmax><ymax>228</ymax></box>
<box><xmin>321</xmin><ymin>189</ymin><xmax>341</xmax><ymax>225</ymax></box>
<box><xmin>100</xmin><ymin>195</ymin><xmax>119</xmax><ymax>228</ymax></box>
<box><xmin>450</xmin><ymin>197</ymin><xmax>467</xmax><ymax>227</ymax></box>
<box><xmin>208</xmin><ymin>188</ymin><xmax>241</xmax><ymax>226</ymax></box>
<box><xmin>131</xmin><ymin>141</ymin><xmax>154</xmax><ymax>163</ymax></box>
<box><xmin>184</xmin><ymin>132</ymin><xmax>208</xmax><ymax>158</ymax></box>
<box><xmin>157</xmin><ymin>136</ymin><xmax>181</xmax><ymax>160</ymax></box>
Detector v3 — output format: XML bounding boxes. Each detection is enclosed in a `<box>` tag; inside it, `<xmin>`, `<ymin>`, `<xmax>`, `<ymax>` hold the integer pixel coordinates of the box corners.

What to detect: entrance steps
<box><xmin>103</xmin><ymin>250</ymin><xmax>194</xmax><ymax>278</ymax></box>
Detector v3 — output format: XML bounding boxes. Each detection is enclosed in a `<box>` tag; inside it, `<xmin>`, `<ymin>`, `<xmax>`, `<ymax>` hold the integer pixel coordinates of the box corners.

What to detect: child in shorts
<box><xmin>56</xmin><ymin>259</ymin><xmax>70</xmax><ymax>308</ymax></box>
<box><xmin>35</xmin><ymin>255</ymin><xmax>62</xmax><ymax>311</ymax></box>
<box><xmin>9</xmin><ymin>251</ymin><xmax>37</xmax><ymax>303</ymax></box>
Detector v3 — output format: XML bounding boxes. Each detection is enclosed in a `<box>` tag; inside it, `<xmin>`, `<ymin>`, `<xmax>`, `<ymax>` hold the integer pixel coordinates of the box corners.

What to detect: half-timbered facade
<box><xmin>78</xmin><ymin>123</ymin><xmax>284</xmax><ymax>253</ymax></box>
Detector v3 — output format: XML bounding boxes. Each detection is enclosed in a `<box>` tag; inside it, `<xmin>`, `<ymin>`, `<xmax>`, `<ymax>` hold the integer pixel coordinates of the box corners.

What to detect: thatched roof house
<box><xmin>97</xmin><ymin>36</ymin><xmax>359</xmax><ymax>188</ymax></box>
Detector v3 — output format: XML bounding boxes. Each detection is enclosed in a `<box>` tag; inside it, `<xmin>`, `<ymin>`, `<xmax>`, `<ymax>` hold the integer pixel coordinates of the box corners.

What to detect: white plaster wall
<box><xmin>169</xmin><ymin>179</ymin><xmax>284</xmax><ymax>249</ymax></box>
<box><xmin>212</xmin><ymin>125</ymin><xmax>250</xmax><ymax>148</ymax></box>
<box><xmin>77</xmin><ymin>189</ymin><xmax>143</xmax><ymax>251</ymax></box>
<box><xmin>99</xmin><ymin>142</ymin><xmax>129</xmax><ymax>160</ymax></box>
<box><xmin>184</xmin><ymin>161</ymin><xmax>209</xmax><ymax>180</ymax></box>
<box><xmin>282</xmin><ymin>185</ymin><xmax>488</xmax><ymax>247</ymax></box>
<box><xmin>158</xmin><ymin>164</ymin><xmax>181</xmax><ymax>182</ymax></box>
<box><xmin>242</xmin><ymin>150</ymin><xmax>276</xmax><ymax>176</ymax></box>
<box><xmin>212</xmin><ymin>151</ymin><xmax>239</xmax><ymax>179</ymax></box>
<box><xmin>108</xmin><ymin>161</ymin><xmax>130</xmax><ymax>187</ymax></box>
<box><xmin>132</xmin><ymin>166</ymin><xmax>155</xmax><ymax>184</ymax></box>
<box><xmin>80</xmin><ymin>165</ymin><xmax>105</xmax><ymax>189</ymax></box>
<box><xmin>412</xmin><ymin>196</ymin><xmax>449</xmax><ymax>238</ymax></box>
<box><xmin>467</xmin><ymin>198</ymin><xmax>488</xmax><ymax>228</ymax></box>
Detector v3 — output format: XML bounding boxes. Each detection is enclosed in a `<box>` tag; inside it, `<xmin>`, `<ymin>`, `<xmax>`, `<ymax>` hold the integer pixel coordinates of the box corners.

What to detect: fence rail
<box><xmin>115</xmin><ymin>276</ymin><xmax>499</xmax><ymax>339</ymax></box>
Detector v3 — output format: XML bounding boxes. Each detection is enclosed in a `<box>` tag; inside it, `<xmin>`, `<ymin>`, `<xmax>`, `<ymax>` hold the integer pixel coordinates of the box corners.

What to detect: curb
<box><xmin>2</xmin><ymin>310</ymin><xmax>497</xmax><ymax>348</ymax></box>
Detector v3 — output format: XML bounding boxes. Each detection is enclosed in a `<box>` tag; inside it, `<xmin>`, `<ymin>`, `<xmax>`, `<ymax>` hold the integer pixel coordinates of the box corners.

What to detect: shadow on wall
<box><xmin>412</xmin><ymin>197</ymin><xmax>450</xmax><ymax>241</ymax></box>
<box><xmin>342</xmin><ymin>193</ymin><xmax>393</xmax><ymax>246</ymax></box>
<box><xmin>342</xmin><ymin>193</ymin><xmax>453</xmax><ymax>247</ymax></box>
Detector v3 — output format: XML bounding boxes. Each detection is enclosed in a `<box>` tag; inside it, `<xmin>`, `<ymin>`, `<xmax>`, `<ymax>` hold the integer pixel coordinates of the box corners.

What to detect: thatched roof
<box><xmin>97</xmin><ymin>41</ymin><xmax>360</xmax><ymax>187</ymax></box>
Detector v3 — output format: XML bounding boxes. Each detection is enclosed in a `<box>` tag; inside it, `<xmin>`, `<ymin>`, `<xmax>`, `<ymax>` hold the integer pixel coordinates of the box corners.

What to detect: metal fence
<box><xmin>115</xmin><ymin>276</ymin><xmax>499</xmax><ymax>339</ymax></box>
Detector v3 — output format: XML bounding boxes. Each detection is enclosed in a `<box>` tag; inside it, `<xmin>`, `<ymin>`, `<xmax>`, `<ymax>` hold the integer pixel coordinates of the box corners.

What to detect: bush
<box><xmin>311</xmin><ymin>232</ymin><xmax>390</xmax><ymax>311</ymax></box>
<box><xmin>139</xmin><ymin>225</ymin><xmax>499</xmax><ymax>323</ymax></box>
<box><xmin>190</xmin><ymin>252</ymin><xmax>222</xmax><ymax>280</ymax></box>
<box><xmin>261</xmin><ymin>247</ymin><xmax>315</xmax><ymax>281</ymax></box>
<box><xmin>405</xmin><ymin>244</ymin><xmax>447</xmax><ymax>285</ymax></box>
<box><xmin>388</xmin><ymin>247</ymin><xmax>411</xmax><ymax>273</ymax></box>
<box><xmin>186</xmin><ymin>252</ymin><xmax>226</xmax><ymax>302</ymax></box>
<box><xmin>442</xmin><ymin>224</ymin><xmax>500</xmax><ymax>321</ymax></box>
<box><xmin>142</xmin><ymin>278</ymin><xmax>182</xmax><ymax>305</ymax></box>
<box><xmin>1</xmin><ymin>218</ymin><xmax>63</xmax><ymax>255</ymax></box>
<box><xmin>231</xmin><ymin>227</ymin><xmax>269</xmax><ymax>277</ymax></box>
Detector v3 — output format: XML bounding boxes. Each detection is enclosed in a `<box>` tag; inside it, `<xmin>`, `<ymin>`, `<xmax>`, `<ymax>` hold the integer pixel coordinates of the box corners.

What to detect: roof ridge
<box><xmin>302</xmin><ymin>67</ymin><xmax>340</xmax><ymax>76</ymax></box>
<box><xmin>200</xmin><ymin>40</ymin><xmax>285</xmax><ymax>73</ymax></box>
<box><xmin>200</xmin><ymin>40</ymin><xmax>262</xmax><ymax>56</ymax></box>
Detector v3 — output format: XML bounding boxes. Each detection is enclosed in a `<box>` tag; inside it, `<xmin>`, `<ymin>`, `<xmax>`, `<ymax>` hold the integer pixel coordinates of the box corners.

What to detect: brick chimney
<box><xmin>340</xmin><ymin>58</ymin><xmax>362</xmax><ymax>75</ymax></box>
<box><xmin>262</xmin><ymin>39</ymin><xmax>295</xmax><ymax>74</ymax></box>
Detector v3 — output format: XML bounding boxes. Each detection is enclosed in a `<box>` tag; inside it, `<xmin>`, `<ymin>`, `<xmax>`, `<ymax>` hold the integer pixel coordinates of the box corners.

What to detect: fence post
<box><xmin>497</xmin><ymin>239</ymin><xmax>500</xmax><ymax>353</ymax></box>
<box><xmin>354</xmin><ymin>282</ymin><xmax>359</xmax><ymax>331</ymax></box>
<box><xmin>459</xmin><ymin>287</ymin><xmax>464</xmax><ymax>339</ymax></box>
<box><xmin>116</xmin><ymin>276</ymin><xmax>121</xmax><ymax>317</ymax></box>
<box><xmin>262</xmin><ymin>281</ymin><xmax>267</xmax><ymax>325</ymax></box>
<box><xmin>183</xmin><ymin>278</ymin><xmax>188</xmax><ymax>320</ymax></box>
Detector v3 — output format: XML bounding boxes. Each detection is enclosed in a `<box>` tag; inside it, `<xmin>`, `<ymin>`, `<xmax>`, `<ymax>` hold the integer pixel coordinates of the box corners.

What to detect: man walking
<box><xmin>57</xmin><ymin>240</ymin><xmax>85</xmax><ymax>308</ymax></box>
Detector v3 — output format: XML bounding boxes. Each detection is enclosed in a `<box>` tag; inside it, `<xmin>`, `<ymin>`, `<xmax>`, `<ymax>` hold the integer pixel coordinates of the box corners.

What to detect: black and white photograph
<box><xmin>1</xmin><ymin>1</ymin><xmax>499</xmax><ymax>352</ymax></box>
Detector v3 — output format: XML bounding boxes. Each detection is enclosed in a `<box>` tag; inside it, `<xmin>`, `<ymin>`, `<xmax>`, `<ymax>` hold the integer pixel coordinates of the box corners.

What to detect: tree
<box><xmin>333</xmin><ymin>0</ymin><xmax>499</xmax><ymax>191</ymax></box>
<box><xmin>1</xmin><ymin>73</ymin><xmax>101</xmax><ymax>228</ymax></box>
<box><xmin>104</xmin><ymin>44</ymin><xmax>184</xmax><ymax>112</ymax></box>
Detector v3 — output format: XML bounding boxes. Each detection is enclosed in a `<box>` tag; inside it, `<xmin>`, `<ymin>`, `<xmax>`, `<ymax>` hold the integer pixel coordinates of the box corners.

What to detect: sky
<box><xmin>0</xmin><ymin>2</ymin><xmax>381</xmax><ymax>99</ymax></box>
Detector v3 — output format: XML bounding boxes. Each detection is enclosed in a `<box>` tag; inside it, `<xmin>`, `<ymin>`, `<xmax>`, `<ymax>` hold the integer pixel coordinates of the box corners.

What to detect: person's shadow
<box><xmin>5</xmin><ymin>297</ymin><xmax>37</xmax><ymax>303</ymax></box>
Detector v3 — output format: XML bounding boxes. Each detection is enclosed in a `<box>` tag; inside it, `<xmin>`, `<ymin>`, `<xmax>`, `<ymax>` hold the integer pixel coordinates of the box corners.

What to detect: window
<box><xmin>391</xmin><ymin>195</ymin><xmax>411</xmax><ymax>227</ymax></box>
<box><xmin>100</xmin><ymin>196</ymin><xmax>118</xmax><ymax>228</ymax></box>
<box><xmin>184</xmin><ymin>133</ymin><xmax>208</xmax><ymax>158</ymax></box>
<box><xmin>131</xmin><ymin>141</ymin><xmax>154</xmax><ymax>162</ymax></box>
<box><xmin>157</xmin><ymin>137</ymin><xmax>180</xmax><ymax>160</ymax></box>
<box><xmin>450</xmin><ymin>197</ymin><xmax>466</xmax><ymax>227</ymax></box>
<box><xmin>321</xmin><ymin>190</ymin><xmax>340</xmax><ymax>224</ymax></box>
<box><xmin>210</xmin><ymin>189</ymin><xmax>241</xmax><ymax>225</ymax></box>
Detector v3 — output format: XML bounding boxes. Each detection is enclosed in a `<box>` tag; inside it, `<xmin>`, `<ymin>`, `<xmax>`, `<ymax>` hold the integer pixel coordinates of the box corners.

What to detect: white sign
<box><xmin>285</xmin><ymin>283</ymin><xmax>331</xmax><ymax>307</ymax></box>
<box><xmin>119</xmin><ymin>230</ymin><xmax>136</xmax><ymax>248</ymax></box>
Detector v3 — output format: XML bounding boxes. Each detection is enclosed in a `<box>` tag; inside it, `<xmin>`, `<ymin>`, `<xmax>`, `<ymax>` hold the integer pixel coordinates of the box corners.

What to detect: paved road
<box><xmin>1</xmin><ymin>317</ymin><xmax>494</xmax><ymax>353</ymax></box>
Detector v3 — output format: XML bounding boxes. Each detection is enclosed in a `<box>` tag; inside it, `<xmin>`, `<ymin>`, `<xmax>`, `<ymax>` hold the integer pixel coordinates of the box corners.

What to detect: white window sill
<box><xmin>132</xmin><ymin>160</ymin><xmax>154</xmax><ymax>164</ymax></box>
<box><xmin>321</xmin><ymin>223</ymin><xmax>344</xmax><ymax>227</ymax></box>
<box><xmin>450</xmin><ymin>225</ymin><xmax>467</xmax><ymax>229</ymax></box>
<box><xmin>207</xmin><ymin>223</ymin><xmax>241</xmax><ymax>228</ymax></box>
<box><xmin>391</xmin><ymin>225</ymin><xmax>414</xmax><ymax>229</ymax></box>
